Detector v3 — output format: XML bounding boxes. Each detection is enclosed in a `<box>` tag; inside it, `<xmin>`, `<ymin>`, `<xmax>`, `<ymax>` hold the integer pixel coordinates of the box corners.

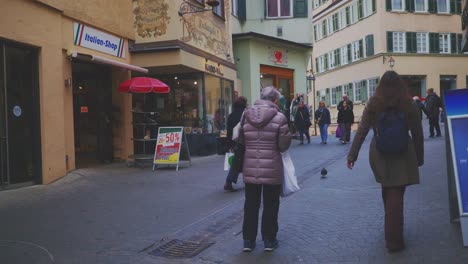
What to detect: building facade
<box><xmin>0</xmin><ymin>0</ymin><xmax>140</xmax><ymax>187</ymax></box>
<box><xmin>312</xmin><ymin>0</ymin><xmax>467</xmax><ymax>121</ymax></box>
<box><xmin>131</xmin><ymin>0</ymin><xmax>237</xmax><ymax>156</ymax></box>
<box><xmin>231</xmin><ymin>0</ymin><xmax>313</xmax><ymax>119</ymax></box>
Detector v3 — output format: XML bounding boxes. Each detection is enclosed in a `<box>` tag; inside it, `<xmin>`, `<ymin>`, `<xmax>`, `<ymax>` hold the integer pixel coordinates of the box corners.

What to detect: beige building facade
<box><xmin>0</xmin><ymin>0</ymin><xmax>141</xmax><ymax>187</ymax></box>
<box><xmin>312</xmin><ymin>0</ymin><xmax>467</xmax><ymax>121</ymax></box>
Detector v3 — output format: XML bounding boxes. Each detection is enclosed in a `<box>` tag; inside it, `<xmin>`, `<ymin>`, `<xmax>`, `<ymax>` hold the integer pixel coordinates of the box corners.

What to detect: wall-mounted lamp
<box><xmin>178</xmin><ymin>0</ymin><xmax>220</xmax><ymax>16</ymax></box>
<box><xmin>64</xmin><ymin>78</ymin><xmax>72</xmax><ymax>88</ymax></box>
<box><xmin>383</xmin><ymin>55</ymin><xmax>396</xmax><ymax>69</ymax></box>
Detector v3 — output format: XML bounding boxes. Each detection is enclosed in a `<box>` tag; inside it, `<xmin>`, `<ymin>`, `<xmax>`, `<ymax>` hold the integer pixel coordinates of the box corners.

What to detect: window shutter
<box><xmin>346</xmin><ymin>6</ymin><xmax>350</xmax><ymax>24</ymax></box>
<box><xmin>451</xmin><ymin>33</ymin><xmax>457</xmax><ymax>53</ymax></box>
<box><xmin>313</xmin><ymin>26</ymin><xmax>317</xmax><ymax>41</ymax></box>
<box><xmin>324</xmin><ymin>54</ymin><xmax>328</xmax><ymax>70</ymax></box>
<box><xmin>347</xmin><ymin>44</ymin><xmax>352</xmax><ymax>62</ymax></box>
<box><xmin>359</xmin><ymin>39</ymin><xmax>364</xmax><ymax>58</ymax></box>
<box><xmin>366</xmin><ymin>34</ymin><xmax>375</xmax><ymax>56</ymax></box>
<box><xmin>428</xmin><ymin>0</ymin><xmax>437</xmax><ymax>13</ymax></box>
<box><xmin>294</xmin><ymin>0</ymin><xmax>308</xmax><ymax>18</ymax></box>
<box><xmin>348</xmin><ymin>83</ymin><xmax>354</xmax><ymax>101</ymax></box>
<box><xmin>238</xmin><ymin>0</ymin><xmax>246</xmax><ymax>21</ymax></box>
<box><xmin>429</xmin><ymin>33</ymin><xmax>440</xmax><ymax>53</ymax></box>
<box><xmin>325</xmin><ymin>88</ymin><xmax>331</xmax><ymax>106</ymax></box>
<box><xmin>456</xmin><ymin>0</ymin><xmax>462</xmax><ymax>14</ymax></box>
<box><xmin>458</xmin><ymin>33</ymin><xmax>463</xmax><ymax>54</ymax></box>
<box><xmin>322</xmin><ymin>21</ymin><xmax>327</xmax><ymax>36</ymax></box>
<box><xmin>337</xmin><ymin>86</ymin><xmax>343</xmax><ymax>102</ymax></box>
<box><xmin>450</xmin><ymin>0</ymin><xmax>456</xmax><ymax>14</ymax></box>
<box><xmin>386</xmin><ymin>0</ymin><xmax>392</xmax><ymax>11</ymax></box>
<box><xmin>406</xmin><ymin>32</ymin><xmax>416</xmax><ymax>53</ymax></box>
<box><xmin>336</xmin><ymin>49</ymin><xmax>341</xmax><ymax>66</ymax></box>
<box><xmin>315</xmin><ymin>58</ymin><xmax>319</xmax><ymax>72</ymax></box>
<box><xmin>361</xmin><ymin>80</ymin><xmax>368</xmax><ymax>101</ymax></box>
<box><xmin>406</xmin><ymin>0</ymin><xmax>415</xmax><ymax>12</ymax></box>
<box><xmin>358</xmin><ymin>0</ymin><xmax>363</xmax><ymax>19</ymax></box>
<box><xmin>372</xmin><ymin>0</ymin><xmax>376</xmax><ymax>12</ymax></box>
<box><xmin>387</xmin><ymin>32</ymin><xmax>394</xmax><ymax>52</ymax></box>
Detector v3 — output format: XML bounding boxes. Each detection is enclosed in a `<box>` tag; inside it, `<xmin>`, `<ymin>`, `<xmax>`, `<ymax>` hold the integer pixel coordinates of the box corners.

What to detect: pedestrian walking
<box><xmin>239</xmin><ymin>86</ymin><xmax>292</xmax><ymax>252</ymax></box>
<box><xmin>294</xmin><ymin>101</ymin><xmax>311</xmax><ymax>144</ymax></box>
<box><xmin>315</xmin><ymin>101</ymin><xmax>331</xmax><ymax>144</ymax></box>
<box><xmin>412</xmin><ymin>96</ymin><xmax>429</xmax><ymax>120</ymax></box>
<box><xmin>337</xmin><ymin>101</ymin><xmax>354</xmax><ymax>144</ymax></box>
<box><xmin>425</xmin><ymin>88</ymin><xmax>442</xmax><ymax>137</ymax></box>
<box><xmin>346</xmin><ymin>71</ymin><xmax>424</xmax><ymax>253</ymax></box>
<box><xmin>223</xmin><ymin>96</ymin><xmax>247</xmax><ymax>192</ymax></box>
<box><xmin>337</xmin><ymin>95</ymin><xmax>354</xmax><ymax>142</ymax></box>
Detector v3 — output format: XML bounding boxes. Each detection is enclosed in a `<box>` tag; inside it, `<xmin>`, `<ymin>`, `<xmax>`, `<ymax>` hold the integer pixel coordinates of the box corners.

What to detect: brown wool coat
<box><xmin>240</xmin><ymin>100</ymin><xmax>292</xmax><ymax>185</ymax></box>
<box><xmin>347</xmin><ymin>98</ymin><xmax>424</xmax><ymax>187</ymax></box>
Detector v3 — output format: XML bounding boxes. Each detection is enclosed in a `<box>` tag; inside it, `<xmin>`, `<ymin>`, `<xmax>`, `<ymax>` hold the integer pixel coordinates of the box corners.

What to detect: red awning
<box><xmin>118</xmin><ymin>77</ymin><xmax>170</xmax><ymax>93</ymax></box>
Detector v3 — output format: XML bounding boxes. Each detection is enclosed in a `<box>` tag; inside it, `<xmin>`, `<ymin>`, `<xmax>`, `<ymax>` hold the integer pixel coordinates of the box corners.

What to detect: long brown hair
<box><xmin>368</xmin><ymin>71</ymin><xmax>412</xmax><ymax>115</ymax></box>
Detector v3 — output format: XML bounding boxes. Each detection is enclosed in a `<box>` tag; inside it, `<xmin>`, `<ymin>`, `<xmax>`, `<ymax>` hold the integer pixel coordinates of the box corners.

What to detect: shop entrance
<box><xmin>72</xmin><ymin>62</ymin><xmax>113</xmax><ymax>168</ymax></box>
<box><xmin>401</xmin><ymin>75</ymin><xmax>426</xmax><ymax>98</ymax></box>
<box><xmin>0</xmin><ymin>40</ymin><xmax>41</xmax><ymax>187</ymax></box>
<box><xmin>260</xmin><ymin>65</ymin><xmax>294</xmax><ymax>121</ymax></box>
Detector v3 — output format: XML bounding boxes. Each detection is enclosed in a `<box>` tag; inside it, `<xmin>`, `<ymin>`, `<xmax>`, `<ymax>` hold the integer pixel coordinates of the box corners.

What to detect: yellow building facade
<box><xmin>311</xmin><ymin>0</ymin><xmax>467</xmax><ymax>121</ymax></box>
<box><xmin>0</xmin><ymin>0</ymin><xmax>140</xmax><ymax>187</ymax></box>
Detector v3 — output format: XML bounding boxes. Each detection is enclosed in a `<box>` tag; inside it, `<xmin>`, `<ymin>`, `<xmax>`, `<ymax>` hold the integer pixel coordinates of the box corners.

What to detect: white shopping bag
<box><xmin>232</xmin><ymin>122</ymin><xmax>241</xmax><ymax>141</ymax></box>
<box><xmin>224</xmin><ymin>152</ymin><xmax>234</xmax><ymax>171</ymax></box>
<box><xmin>281</xmin><ymin>151</ymin><xmax>300</xmax><ymax>197</ymax></box>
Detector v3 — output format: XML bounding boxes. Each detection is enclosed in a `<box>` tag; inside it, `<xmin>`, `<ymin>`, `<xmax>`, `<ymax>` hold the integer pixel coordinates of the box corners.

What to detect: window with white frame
<box><xmin>340</xmin><ymin>46</ymin><xmax>348</xmax><ymax>65</ymax></box>
<box><xmin>351</xmin><ymin>41</ymin><xmax>360</xmax><ymax>61</ymax></box>
<box><xmin>328</xmin><ymin>51</ymin><xmax>336</xmax><ymax>69</ymax></box>
<box><xmin>331</xmin><ymin>87</ymin><xmax>337</xmax><ymax>105</ymax></box>
<box><xmin>363</xmin><ymin>0</ymin><xmax>373</xmax><ymax>17</ymax></box>
<box><xmin>393</xmin><ymin>32</ymin><xmax>406</xmax><ymax>53</ymax></box>
<box><xmin>318</xmin><ymin>56</ymin><xmax>325</xmax><ymax>72</ymax></box>
<box><xmin>350</xmin><ymin>2</ymin><xmax>358</xmax><ymax>24</ymax></box>
<box><xmin>439</xmin><ymin>33</ymin><xmax>450</xmax><ymax>53</ymax></box>
<box><xmin>338</xmin><ymin>9</ymin><xmax>347</xmax><ymax>30</ymax></box>
<box><xmin>232</xmin><ymin>0</ymin><xmax>238</xmax><ymax>16</ymax></box>
<box><xmin>416</xmin><ymin>32</ymin><xmax>429</xmax><ymax>53</ymax></box>
<box><xmin>326</xmin><ymin>17</ymin><xmax>334</xmax><ymax>35</ymax></box>
<box><xmin>415</xmin><ymin>0</ymin><xmax>428</xmax><ymax>12</ymax></box>
<box><xmin>345</xmin><ymin>84</ymin><xmax>354</xmax><ymax>101</ymax></box>
<box><xmin>354</xmin><ymin>81</ymin><xmax>362</xmax><ymax>101</ymax></box>
<box><xmin>437</xmin><ymin>0</ymin><xmax>450</xmax><ymax>13</ymax></box>
<box><xmin>266</xmin><ymin>0</ymin><xmax>293</xmax><ymax>18</ymax></box>
<box><xmin>368</xmin><ymin>78</ymin><xmax>378</xmax><ymax>97</ymax></box>
<box><xmin>392</xmin><ymin>0</ymin><xmax>405</xmax><ymax>11</ymax></box>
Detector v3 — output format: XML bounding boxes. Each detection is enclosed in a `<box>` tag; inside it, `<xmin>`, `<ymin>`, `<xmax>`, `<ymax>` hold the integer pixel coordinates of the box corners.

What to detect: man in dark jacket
<box><xmin>337</xmin><ymin>101</ymin><xmax>354</xmax><ymax>144</ymax></box>
<box><xmin>224</xmin><ymin>97</ymin><xmax>247</xmax><ymax>191</ymax></box>
<box><xmin>240</xmin><ymin>86</ymin><xmax>291</xmax><ymax>252</ymax></box>
<box><xmin>426</xmin><ymin>88</ymin><xmax>442</xmax><ymax>137</ymax></box>
<box><xmin>412</xmin><ymin>96</ymin><xmax>429</xmax><ymax>120</ymax></box>
<box><xmin>294</xmin><ymin>101</ymin><xmax>311</xmax><ymax>144</ymax></box>
<box><xmin>337</xmin><ymin>95</ymin><xmax>354</xmax><ymax>141</ymax></box>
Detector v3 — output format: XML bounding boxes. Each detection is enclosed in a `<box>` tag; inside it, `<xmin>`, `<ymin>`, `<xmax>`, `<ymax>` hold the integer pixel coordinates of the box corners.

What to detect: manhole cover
<box><xmin>149</xmin><ymin>239</ymin><xmax>215</xmax><ymax>259</ymax></box>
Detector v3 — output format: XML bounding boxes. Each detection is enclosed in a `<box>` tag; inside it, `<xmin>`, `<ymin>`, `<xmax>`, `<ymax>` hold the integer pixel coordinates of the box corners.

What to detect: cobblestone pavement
<box><xmin>1</xmin><ymin>122</ymin><xmax>468</xmax><ymax>263</ymax></box>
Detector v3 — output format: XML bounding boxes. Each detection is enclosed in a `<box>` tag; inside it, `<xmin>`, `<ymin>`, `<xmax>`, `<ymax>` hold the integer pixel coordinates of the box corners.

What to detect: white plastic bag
<box><xmin>232</xmin><ymin>122</ymin><xmax>241</xmax><ymax>141</ymax></box>
<box><xmin>281</xmin><ymin>151</ymin><xmax>300</xmax><ymax>197</ymax></box>
<box><xmin>224</xmin><ymin>152</ymin><xmax>234</xmax><ymax>171</ymax></box>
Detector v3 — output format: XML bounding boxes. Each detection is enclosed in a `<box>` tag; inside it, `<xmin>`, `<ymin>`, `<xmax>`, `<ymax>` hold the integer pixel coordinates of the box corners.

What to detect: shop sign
<box><xmin>268</xmin><ymin>48</ymin><xmax>288</xmax><ymax>66</ymax></box>
<box><xmin>205</xmin><ymin>63</ymin><xmax>224</xmax><ymax>76</ymax></box>
<box><xmin>80</xmin><ymin>106</ymin><xmax>89</xmax><ymax>113</ymax></box>
<box><xmin>73</xmin><ymin>23</ymin><xmax>126</xmax><ymax>58</ymax></box>
<box><xmin>154</xmin><ymin>127</ymin><xmax>184</xmax><ymax>165</ymax></box>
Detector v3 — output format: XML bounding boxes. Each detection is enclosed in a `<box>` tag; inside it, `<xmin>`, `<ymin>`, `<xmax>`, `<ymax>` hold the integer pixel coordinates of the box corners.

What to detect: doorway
<box><xmin>72</xmin><ymin>61</ymin><xmax>113</xmax><ymax>168</ymax></box>
<box><xmin>440</xmin><ymin>75</ymin><xmax>457</xmax><ymax>104</ymax></box>
<box><xmin>260</xmin><ymin>65</ymin><xmax>294</xmax><ymax>121</ymax></box>
<box><xmin>401</xmin><ymin>75</ymin><xmax>426</xmax><ymax>98</ymax></box>
<box><xmin>0</xmin><ymin>40</ymin><xmax>41</xmax><ymax>187</ymax></box>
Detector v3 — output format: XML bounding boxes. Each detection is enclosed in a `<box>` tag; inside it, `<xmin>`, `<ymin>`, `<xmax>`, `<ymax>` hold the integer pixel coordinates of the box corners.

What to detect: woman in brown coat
<box><xmin>346</xmin><ymin>71</ymin><xmax>424</xmax><ymax>252</ymax></box>
<box><xmin>239</xmin><ymin>86</ymin><xmax>292</xmax><ymax>252</ymax></box>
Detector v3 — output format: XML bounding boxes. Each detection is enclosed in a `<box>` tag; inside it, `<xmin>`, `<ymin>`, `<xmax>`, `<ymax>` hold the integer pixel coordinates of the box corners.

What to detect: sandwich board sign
<box><xmin>445</xmin><ymin>88</ymin><xmax>468</xmax><ymax>246</ymax></box>
<box><xmin>153</xmin><ymin>127</ymin><xmax>191</xmax><ymax>171</ymax></box>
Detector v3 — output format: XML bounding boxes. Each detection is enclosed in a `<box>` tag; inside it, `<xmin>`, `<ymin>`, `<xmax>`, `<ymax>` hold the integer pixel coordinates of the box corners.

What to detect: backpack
<box><xmin>375</xmin><ymin>108</ymin><xmax>409</xmax><ymax>155</ymax></box>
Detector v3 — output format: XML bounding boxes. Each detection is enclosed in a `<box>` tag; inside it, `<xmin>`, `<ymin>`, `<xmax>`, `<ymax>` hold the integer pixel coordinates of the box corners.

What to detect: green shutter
<box><xmin>346</xmin><ymin>6</ymin><xmax>350</xmax><ymax>24</ymax></box>
<box><xmin>337</xmin><ymin>86</ymin><xmax>343</xmax><ymax>102</ymax></box>
<box><xmin>336</xmin><ymin>49</ymin><xmax>341</xmax><ymax>66</ymax></box>
<box><xmin>451</xmin><ymin>33</ymin><xmax>457</xmax><ymax>53</ymax></box>
<box><xmin>429</xmin><ymin>32</ymin><xmax>440</xmax><ymax>53</ymax></box>
<box><xmin>313</xmin><ymin>26</ymin><xmax>317</xmax><ymax>41</ymax></box>
<box><xmin>359</xmin><ymin>39</ymin><xmax>363</xmax><ymax>58</ymax></box>
<box><xmin>406</xmin><ymin>0</ymin><xmax>415</xmax><ymax>12</ymax></box>
<box><xmin>322</xmin><ymin>21</ymin><xmax>326</xmax><ymax>36</ymax></box>
<box><xmin>324</xmin><ymin>54</ymin><xmax>328</xmax><ymax>70</ymax></box>
<box><xmin>387</xmin><ymin>31</ymin><xmax>394</xmax><ymax>52</ymax></box>
<box><xmin>429</xmin><ymin>0</ymin><xmax>437</xmax><ymax>13</ymax></box>
<box><xmin>325</xmin><ymin>88</ymin><xmax>331</xmax><ymax>106</ymax></box>
<box><xmin>450</xmin><ymin>0</ymin><xmax>456</xmax><ymax>14</ymax></box>
<box><xmin>238</xmin><ymin>0</ymin><xmax>246</xmax><ymax>21</ymax></box>
<box><xmin>386</xmin><ymin>0</ymin><xmax>392</xmax><ymax>11</ymax></box>
<box><xmin>406</xmin><ymin>32</ymin><xmax>416</xmax><ymax>53</ymax></box>
<box><xmin>366</xmin><ymin>34</ymin><xmax>375</xmax><ymax>56</ymax></box>
<box><xmin>347</xmin><ymin>44</ymin><xmax>352</xmax><ymax>61</ymax></box>
<box><xmin>315</xmin><ymin>58</ymin><xmax>319</xmax><ymax>72</ymax></box>
<box><xmin>294</xmin><ymin>0</ymin><xmax>308</xmax><ymax>18</ymax></box>
<box><xmin>372</xmin><ymin>0</ymin><xmax>376</xmax><ymax>12</ymax></box>
<box><xmin>456</xmin><ymin>0</ymin><xmax>462</xmax><ymax>14</ymax></box>
<box><xmin>348</xmin><ymin>83</ymin><xmax>354</xmax><ymax>101</ymax></box>
<box><xmin>361</xmin><ymin>80</ymin><xmax>368</xmax><ymax>101</ymax></box>
<box><xmin>358</xmin><ymin>0</ymin><xmax>363</xmax><ymax>19</ymax></box>
<box><xmin>458</xmin><ymin>33</ymin><xmax>463</xmax><ymax>54</ymax></box>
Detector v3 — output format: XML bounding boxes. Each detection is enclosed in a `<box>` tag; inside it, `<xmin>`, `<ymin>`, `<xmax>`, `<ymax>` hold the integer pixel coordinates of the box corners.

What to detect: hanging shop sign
<box><xmin>445</xmin><ymin>88</ymin><xmax>468</xmax><ymax>246</ymax></box>
<box><xmin>268</xmin><ymin>47</ymin><xmax>288</xmax><ymax>67</ymax></box>
<box><xmin>205</xmin><ymin>63</ymin><xmax>224</xmax><ymax>76</ymax></box>
<box><xmin>73</xmin><ymin>22</ymin><xmax>126</xmax><ymax>58</ymax></box>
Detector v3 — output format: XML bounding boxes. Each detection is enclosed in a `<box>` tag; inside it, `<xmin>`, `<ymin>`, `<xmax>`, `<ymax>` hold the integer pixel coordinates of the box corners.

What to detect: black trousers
<box><xmin>429</xmin><ymin>114</ymin><xmax>441</xmax><ymax>136</ymax></box>
<box><xmin>299</xmin><ymin>127</ymin><xmax>310</xmax><ymax>143</ymax></box>
<box><xmin>243</xmin><ymin>183</ymin><xmax>281</xmax><ymax>241</ymax></box>
<box><xmin>382</xmin><ymin>186</ymin><xmax>406</xmax><ymax>249</ymax></box>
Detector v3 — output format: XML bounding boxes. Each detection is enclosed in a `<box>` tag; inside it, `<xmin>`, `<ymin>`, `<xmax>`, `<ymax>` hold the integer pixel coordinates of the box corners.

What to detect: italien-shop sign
<box><xmin>205</xmin><ymin>63</ymin><xmax>224</xmax><ymax>76</ymax></box>
<box><xmin>73</xmin><ymin>23</ymin><xmax>126</xmax><ymax>58</ymax></box>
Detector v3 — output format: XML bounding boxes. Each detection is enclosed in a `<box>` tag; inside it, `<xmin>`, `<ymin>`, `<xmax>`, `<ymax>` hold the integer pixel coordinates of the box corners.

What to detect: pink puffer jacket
<box><xmin>240</xmin><ymin>100</ymin><xmax>292</xmax><ymax>185</ymax></box>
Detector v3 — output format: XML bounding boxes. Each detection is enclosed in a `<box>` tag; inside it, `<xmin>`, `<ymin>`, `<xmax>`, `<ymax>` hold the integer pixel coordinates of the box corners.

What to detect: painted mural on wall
<box><xmin>180</xmin><ymin>3</ymin><xmax>231</xmax><ymax>55</ymax></box>
<box><xmin>133</xmin><ymin>0</ymin><xmax>171</xmax><ymax>38</ymax></box>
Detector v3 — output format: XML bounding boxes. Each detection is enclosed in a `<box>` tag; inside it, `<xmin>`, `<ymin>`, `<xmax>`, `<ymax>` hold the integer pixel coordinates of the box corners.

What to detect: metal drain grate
<box><xmin>149</xmin><ymin>239</ymin><xmax>215</xmax><ymax>259</ymax></box>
